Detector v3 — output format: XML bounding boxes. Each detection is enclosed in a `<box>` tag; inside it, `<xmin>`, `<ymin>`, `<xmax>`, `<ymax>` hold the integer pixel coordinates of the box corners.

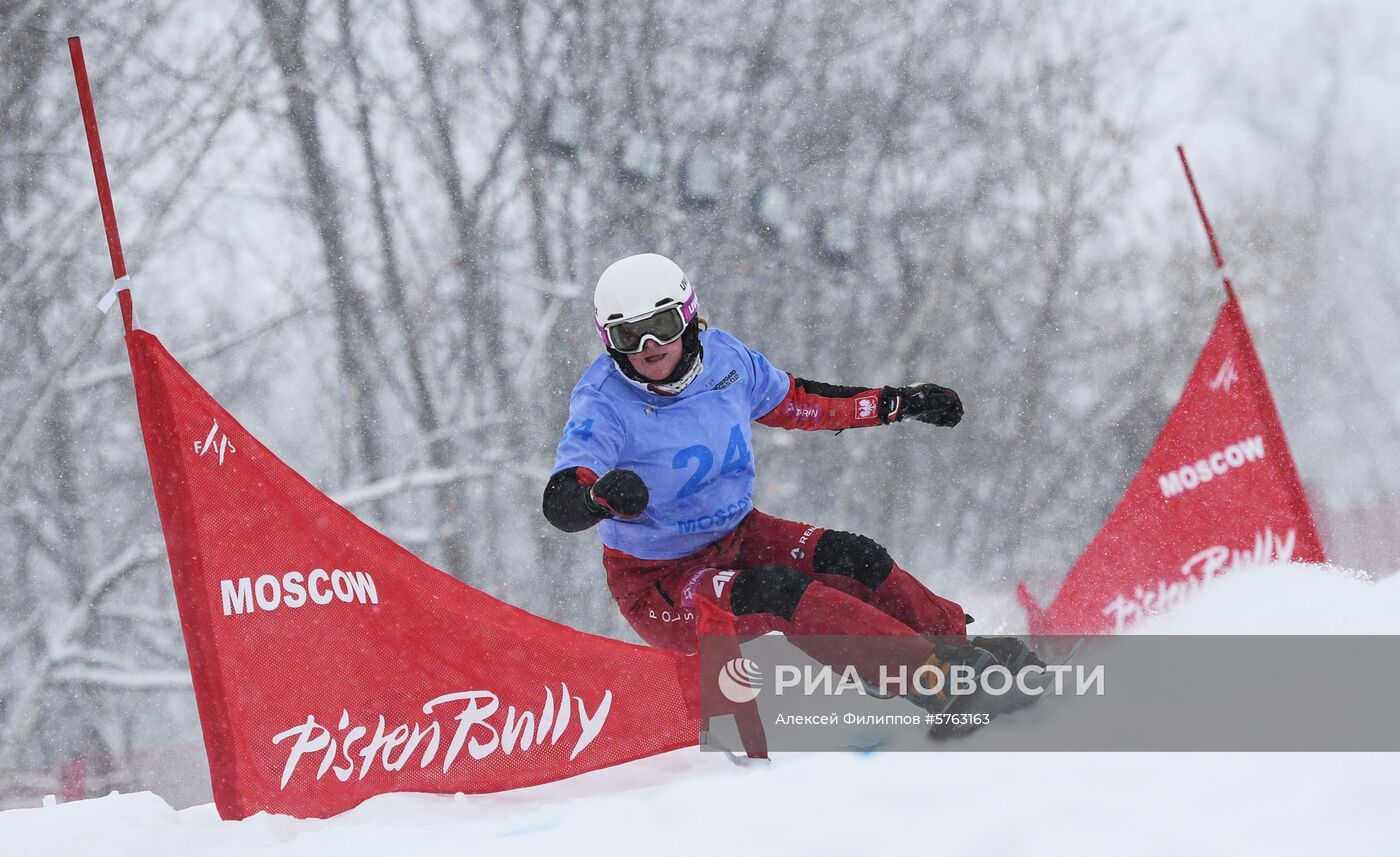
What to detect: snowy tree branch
<box><xmin>48</xmin><ymin>666</ymin><xmax>192</xmax><ymax>691</ymax></box>
<box><xmin>61</xmin><ymin>305</ymin><xmax>315</xmax><ymax>393</ymax></box>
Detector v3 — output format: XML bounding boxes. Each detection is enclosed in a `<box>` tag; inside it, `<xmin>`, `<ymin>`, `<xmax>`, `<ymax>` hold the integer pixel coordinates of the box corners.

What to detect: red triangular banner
<box><xmin>1017</xmin><ymin>296</ymin><xmax>1325</xmax><ymax>634</ymax></box>
<box><xmin>125</xmin><ymin>329</ymin><xmax>701</xmax><ymax>819</ymax></box>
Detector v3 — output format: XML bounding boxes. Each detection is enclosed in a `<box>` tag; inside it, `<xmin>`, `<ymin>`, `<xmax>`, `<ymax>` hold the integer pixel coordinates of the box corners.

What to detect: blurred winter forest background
<box><xmin>4</xmin><ymin>0</ymin><xmax>1400</xmax><ymax>805</ymax></box>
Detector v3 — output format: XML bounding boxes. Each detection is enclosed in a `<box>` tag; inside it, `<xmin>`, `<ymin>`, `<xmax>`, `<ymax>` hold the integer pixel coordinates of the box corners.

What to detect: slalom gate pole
<box><xmin>1177</xmin><ymin>145</ymin><xmax>1239</xmax><ymax>304</ymax></box>
<box><xmin>68</xmin><ymin>36</ymin><xmax>134</xmax><ymax>332</ymax></box>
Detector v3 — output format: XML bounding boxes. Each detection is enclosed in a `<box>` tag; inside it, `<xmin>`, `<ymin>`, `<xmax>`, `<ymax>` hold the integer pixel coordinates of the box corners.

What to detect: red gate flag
<box><xmin>124</xmin><ymin>328</ymin><xmax>701</xmax><ymax>819</ymax></box>
<box><xmin>695</xmin><ymin>597</ymin><xmax>768</xmax><ymax>760</ymax></box>
<box><xmin>1017</xmin><ymin>295</ymin><xmax>1325</xmax><ymax>634</ymax></box>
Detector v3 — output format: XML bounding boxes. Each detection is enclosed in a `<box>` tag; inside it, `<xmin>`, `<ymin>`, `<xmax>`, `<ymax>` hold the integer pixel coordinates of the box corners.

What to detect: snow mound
<box><xmin>4</xmin><ymin>562</ymin><xmax>1398</xmax><ymax>856</ymax></box>
<box><xmin>1128</xmin><ymin>562</ymin><xmax>1400</xmax><ymax>634</ymax></box>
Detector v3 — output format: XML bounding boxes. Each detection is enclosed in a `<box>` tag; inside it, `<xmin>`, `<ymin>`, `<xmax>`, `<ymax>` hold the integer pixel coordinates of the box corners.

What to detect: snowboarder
<box><xmin>543</xmin><ymin>253</ymin><xmax>1034</xmax><ymax>717</ymax></box>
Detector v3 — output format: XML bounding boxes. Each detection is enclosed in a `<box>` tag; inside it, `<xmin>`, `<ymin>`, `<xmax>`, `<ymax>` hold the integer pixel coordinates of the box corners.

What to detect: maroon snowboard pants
<box><xmin>603</xmin><ymin>509</ymin><xmax>967</xmax><ymax>655</ymax></box>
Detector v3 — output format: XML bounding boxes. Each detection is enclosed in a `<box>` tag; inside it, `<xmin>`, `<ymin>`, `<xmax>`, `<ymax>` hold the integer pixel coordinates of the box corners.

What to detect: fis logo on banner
<box><xmin>194</xmin><ymin>420</ymin><xmax>235</xmax><ymax>465</ymax></box>
<box><xmin>1209</xmin><ymin>356</ymin><xmax>1239</xmax><ymax>394</ymax></box>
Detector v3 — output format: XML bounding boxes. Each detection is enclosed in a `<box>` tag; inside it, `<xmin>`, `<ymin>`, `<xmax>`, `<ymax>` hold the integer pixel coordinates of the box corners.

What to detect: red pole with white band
<box><xmin>1177</xmin><ymin>145</ymin><xmax>1239</xmax><ymax>304</ymax></box>
<box><xmin>68</xmin><ymin>36</ymin><xmax>134</xmax><ymax>331</ymax></box>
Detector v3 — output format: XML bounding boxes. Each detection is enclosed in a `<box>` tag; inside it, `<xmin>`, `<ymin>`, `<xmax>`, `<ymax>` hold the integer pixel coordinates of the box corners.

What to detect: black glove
<box><xmin>882</xmin><ymin>383</ymin><xmax>963</xmax><ymax>427</ymax></box>
<box><xmin>586</xmin><ymin>469</ymin><xmax>649</xmax><ymax>519</ymax></box>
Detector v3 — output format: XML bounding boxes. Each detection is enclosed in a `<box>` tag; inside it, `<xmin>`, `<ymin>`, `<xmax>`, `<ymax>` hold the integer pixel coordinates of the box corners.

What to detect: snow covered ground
<box><xmin>4</xmin><ymin>562</ymin><xmax>1399</xmax><ymax>856</ymax></box>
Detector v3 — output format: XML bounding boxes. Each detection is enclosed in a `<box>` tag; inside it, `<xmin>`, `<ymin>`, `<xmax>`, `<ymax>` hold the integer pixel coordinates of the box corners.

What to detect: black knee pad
<box><xmin>812</xmin><ymin>530</ymin><xmax>893</xmax><ymax>590</ymax></box>
<box><xmin>729</xmin><ymin>566</ymin><xmax>812</xmax><ymax>620</ymax></box>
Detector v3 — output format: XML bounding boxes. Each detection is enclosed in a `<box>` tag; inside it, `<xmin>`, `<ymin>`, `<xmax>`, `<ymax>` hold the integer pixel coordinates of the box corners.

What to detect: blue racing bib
<box><xmin>552</xmin><ymin>328</ymin><xmax>791</xmax><ymax>559</ymax></box>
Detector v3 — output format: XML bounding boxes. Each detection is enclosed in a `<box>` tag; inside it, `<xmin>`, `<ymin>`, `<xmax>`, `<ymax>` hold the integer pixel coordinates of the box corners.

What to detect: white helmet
<box><xmin>593</xmin><ymin>253</ymin><xmax>698</xmax><ymax>352</ymax></box>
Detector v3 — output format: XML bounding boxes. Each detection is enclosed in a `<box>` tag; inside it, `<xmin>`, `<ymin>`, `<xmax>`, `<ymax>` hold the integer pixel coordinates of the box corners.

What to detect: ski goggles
<box><xmin>598</xmin><ymin>293</ymin><xmax>698</xmax><ymax>353</ymax></box>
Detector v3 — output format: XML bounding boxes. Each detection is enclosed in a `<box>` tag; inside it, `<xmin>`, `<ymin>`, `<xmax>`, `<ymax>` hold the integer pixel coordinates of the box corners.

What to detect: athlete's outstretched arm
<box><xmin>756</xmin><ymin>373</ymin><xmax>962</xmax><ymax>432</ymax></box>
<box><xmin>542</xmin><ymin>467</ymin><xmax>649</xmax><ymax>533</ymax></box>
